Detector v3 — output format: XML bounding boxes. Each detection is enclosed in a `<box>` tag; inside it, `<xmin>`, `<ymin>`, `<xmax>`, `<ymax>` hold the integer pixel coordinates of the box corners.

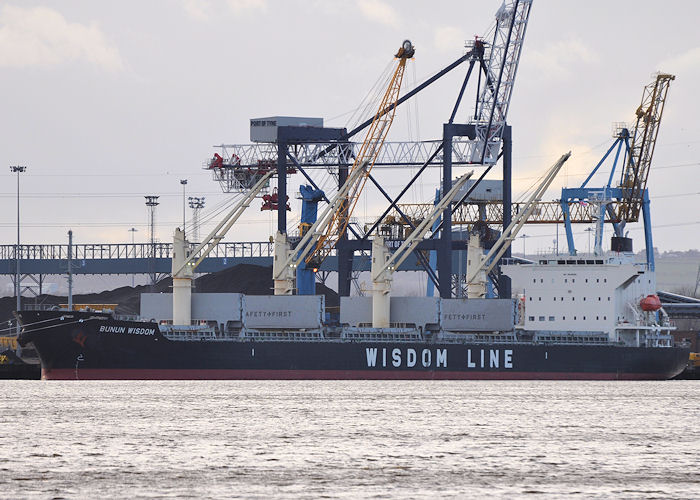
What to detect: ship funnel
<box><xmin>611</xmin><ymin>236</ymin><xmax>633</xmax><ymax>253</ymax></box>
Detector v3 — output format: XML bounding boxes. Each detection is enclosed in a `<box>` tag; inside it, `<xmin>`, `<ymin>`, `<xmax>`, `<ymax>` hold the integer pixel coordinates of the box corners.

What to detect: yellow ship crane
<box><xmin>305</xmin><ymin>40</ymin><xmax>415</xmax><ymax>269</ymax></box>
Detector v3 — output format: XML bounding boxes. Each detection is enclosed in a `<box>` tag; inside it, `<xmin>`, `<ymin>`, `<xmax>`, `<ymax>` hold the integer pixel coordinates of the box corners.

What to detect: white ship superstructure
<box><xmin>502</xmin><ymin>252</ymin><xmax>674</xmax><ymax>347</ymax></box>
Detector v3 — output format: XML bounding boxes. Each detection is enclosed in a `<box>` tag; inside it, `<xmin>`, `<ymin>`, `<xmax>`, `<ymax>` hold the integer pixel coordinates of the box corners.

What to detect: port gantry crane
<box><xmin>202</xmin><ymin>0</ymin><xmax>532</xmax><ymax>302</ymax></box>
<box><xmin>386</xmin><ymin>72</ymin><xmax>674</xmax><ymax>269</ymax></box>
<box><xmin>306</xmin><ymin>40</ymin><xmax>416</xmax><ymax>272</ymax></box>
<box><xmin>271</xmin><ymin>39</ymin><xmax>416</xmax><ymax>295</ymax></box>
<box><xmin>559</xmin><ymin>72</ymin><xmax>674</xmax><ymax>266</ymax></box>
<box><xmin>272</xmin><ymin>0</ymin><xmax>532</xmax><ymax>301</ymax></box>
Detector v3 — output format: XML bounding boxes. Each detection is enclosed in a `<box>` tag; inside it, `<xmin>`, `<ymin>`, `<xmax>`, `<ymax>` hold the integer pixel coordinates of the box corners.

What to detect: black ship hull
<box><xmin>18</xmin><ymin>310</ymin><xmax>689</xmax><ymax>381</ymax></box>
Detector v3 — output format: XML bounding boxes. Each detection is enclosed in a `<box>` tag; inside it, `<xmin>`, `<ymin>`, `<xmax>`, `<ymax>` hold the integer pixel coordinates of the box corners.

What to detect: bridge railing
<box><xmin>0</xmin><ymin>242</ymin><xmax>274</xmax><ymax>260</ymax></box>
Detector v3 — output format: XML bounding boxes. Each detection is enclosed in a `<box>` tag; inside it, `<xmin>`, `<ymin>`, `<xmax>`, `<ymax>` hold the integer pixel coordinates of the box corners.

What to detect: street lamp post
<box><xmin>180</xmin><ymin>179</ymin><xmax>188</xmax><ymax>238</ymax></box>
<box><xmin>10</xmin><ymin>165</ymin><xmax>26</xmax><ymax>335</ymax></box>
<box><xmin>519</xmin><ymin>233</ymin><xmax>530</xmax><ymax>258</ymax></box>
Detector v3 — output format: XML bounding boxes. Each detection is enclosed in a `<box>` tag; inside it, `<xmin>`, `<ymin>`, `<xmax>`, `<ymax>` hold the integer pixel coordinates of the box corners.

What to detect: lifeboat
<box><xmin>640</xmin><ymin>294</ymin><xmax>662</xmax><ymax>312</ymax></box>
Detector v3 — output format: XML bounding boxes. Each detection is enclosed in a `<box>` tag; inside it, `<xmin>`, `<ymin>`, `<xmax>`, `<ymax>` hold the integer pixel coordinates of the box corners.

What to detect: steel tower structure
<box><xmin>144</xmin><ymin>195</ymin><xmax>160</xmax><ymax>288</ymax></box>
<box><xmin>206</xmin><ymin>0</ymin><xmax>533</xmax><ymax>299</ymax></box>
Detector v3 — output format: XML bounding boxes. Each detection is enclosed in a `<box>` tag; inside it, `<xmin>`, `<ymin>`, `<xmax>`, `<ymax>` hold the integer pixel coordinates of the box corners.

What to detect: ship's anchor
<box><xmin>74</xmin><ymin>354</ymin><xmax>84</xmax><ymax>380</ymax></box>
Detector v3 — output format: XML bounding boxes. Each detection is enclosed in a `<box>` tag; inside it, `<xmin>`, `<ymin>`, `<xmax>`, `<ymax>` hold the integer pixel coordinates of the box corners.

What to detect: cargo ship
<box><xmin>13</xmin><ymin>4</ymin><xmax>689</xmax><ymax>380</ymax></box>
<box><xmin>17</xmin><ymin>249</ymin><xmax>689</xmax><ymax>380</ymax></box>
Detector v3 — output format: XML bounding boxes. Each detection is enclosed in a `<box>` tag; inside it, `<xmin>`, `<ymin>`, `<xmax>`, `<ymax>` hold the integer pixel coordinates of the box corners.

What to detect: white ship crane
<box><xmin>371</xmin><ymin>170</ymin><xmax>474</xmax><ymax>327</ymax></box>
<box><xmin>171</xmin><ymin>171</ymin><xmax>273</xmax><ymax>326</ymax></box>
<box><xmin>466</xmin><ymin>152</ymin><xmax>571</xmax><ymax>296</ymax></box>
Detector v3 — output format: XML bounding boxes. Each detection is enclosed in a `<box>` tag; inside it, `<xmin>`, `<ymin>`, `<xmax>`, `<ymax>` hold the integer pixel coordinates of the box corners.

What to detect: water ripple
<box><xmin>1</xmin><ymin>380</ymin><xmax>698</xmax><ymax>499</ymax></box>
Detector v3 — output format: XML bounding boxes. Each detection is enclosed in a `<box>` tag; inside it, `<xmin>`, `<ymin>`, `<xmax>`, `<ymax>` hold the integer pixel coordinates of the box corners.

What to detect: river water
<box><xmin>1</xmin><ymin>381</ymin><xmax>698</xmax><ymax>499</ymax></box>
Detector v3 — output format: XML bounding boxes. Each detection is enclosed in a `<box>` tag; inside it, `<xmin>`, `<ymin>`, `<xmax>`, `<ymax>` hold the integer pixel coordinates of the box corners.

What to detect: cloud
<box><xmin>0</xmin><ymin>5</ymin><xmax>124</xmax><ymax>71</ymax></box>
<box><xmin>657</xmin><ymin>46</ymin><xmax>700</xmax><ymax>74</ymax></box>
<box><xmin>356</xmin><ymin>0</ymin><xmax>399</xmax><ymax>28</ymax></box>
<box><xmin>182</xmin><ymin>0</ymin><xmax>211</xmax><ymax>20</ymax></box>
<box><xmin>227</xmin><ymin>0</ymin><xmax>267</xmax><ymax>14</ymax></box>
<box><xmin>525</xmin><ymin>39</ymin><xmax>597</xmax><ymax>81</ymax></box>
<box><xmin>434</xmin><ymin>26</ymin><xmax>464</xmax><ymax>52</ymax></box>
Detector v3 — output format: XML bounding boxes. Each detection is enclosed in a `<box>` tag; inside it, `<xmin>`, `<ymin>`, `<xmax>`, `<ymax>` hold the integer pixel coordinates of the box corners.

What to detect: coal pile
<box><xmin>0</xmin><ymin>264</ymin><xmax>338</xmax><ymax>324</ymax></box>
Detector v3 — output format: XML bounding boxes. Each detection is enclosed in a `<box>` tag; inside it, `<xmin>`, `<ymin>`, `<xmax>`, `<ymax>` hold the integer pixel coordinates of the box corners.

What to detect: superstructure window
<box><xmin>528</xmin><ymin>316</ymin><xmax>535</xmax><ymax>321</ymax></box>
<box><xmin>538</xmin><ymin>316</ymin><xmax>545</xmax><ymax>321</ymax></box>
<box><xmin>549</xmin><ymin>316</ymin><xmax>555</xmax><ymax>321</ymax></box>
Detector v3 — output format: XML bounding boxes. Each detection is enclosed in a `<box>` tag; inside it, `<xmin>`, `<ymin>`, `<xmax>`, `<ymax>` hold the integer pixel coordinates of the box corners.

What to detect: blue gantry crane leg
<box><xmin>297</xmin><ymin>185</ymin><xmax>325</xmax><ymax>295</ymax></box>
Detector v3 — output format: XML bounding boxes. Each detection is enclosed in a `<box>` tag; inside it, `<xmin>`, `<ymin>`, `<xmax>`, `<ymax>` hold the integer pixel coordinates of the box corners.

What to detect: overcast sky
<box><xmin>0</xmin><ymin>0</ymin><xmax>698</xmax><ymax>257</ymax></box>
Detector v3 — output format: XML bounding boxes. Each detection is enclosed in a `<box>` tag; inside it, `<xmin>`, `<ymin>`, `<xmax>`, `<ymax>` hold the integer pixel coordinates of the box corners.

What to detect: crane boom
<box><xmin>617</xmin><ymin>72</ymin><xmax>674</xmax><ymax>222</ymax></box>
<box><xmin>375</xmin><ymin>171</ymin><xmax>475</xmax><ymax>278</ymax></box>
<box><xmin>470</xmin><ymin>0</ymin><xmax>532</xmax><ymax>164</ymax></box>
<box><xmin>174</xmin><ymin>170</ymin><xmax>274</xmax><ymax>277</ymax></box>
<box><xmin>304</xmin><ymin>40</ymin><xmax>415</xmax><ymax>268</ymax></box>
<box><xmin>467</xmin><ymin>152</ymin><xmax>571</xmax><ymax>284</ymax></box>
<box><xmin>384</xmin><ymin>72</ymin><xmax>673</xmax><ymax>231</ymax></box>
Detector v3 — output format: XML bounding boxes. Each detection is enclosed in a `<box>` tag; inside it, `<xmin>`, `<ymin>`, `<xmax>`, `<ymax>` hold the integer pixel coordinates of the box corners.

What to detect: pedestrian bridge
<box><xmin>0</xmin><ymin>242</ymin><xmax>393</xmax><ymax>276</ymax></box>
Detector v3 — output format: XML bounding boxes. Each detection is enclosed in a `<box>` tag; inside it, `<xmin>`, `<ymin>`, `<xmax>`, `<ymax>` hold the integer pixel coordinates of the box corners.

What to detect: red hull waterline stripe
<box><xmin>43</xmin><ymin>368</ymin><xmax>666</xmax><ymax>381</ymax></box>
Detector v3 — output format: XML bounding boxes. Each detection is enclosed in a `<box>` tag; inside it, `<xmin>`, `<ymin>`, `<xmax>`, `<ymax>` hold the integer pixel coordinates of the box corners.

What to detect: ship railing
<box><xmin>114</xmin><ymin>314</ymin><xmax>139</xmax><ymax>321</ymax></box>
<box><xmin>533</xmin><ymin>332</ymin><xmax>611</xmax><ymax>344</ymax></box>
<box><xmin>241</xmin><ymin>330</ymin><xmax>324</xmax><ymax>341</ymax></box>
<box><xmin>21</xmin><ymin>304</ymin><xmax>64</xmax><ymax>311</ymax></box>
<box><xmin>341</xmin><ymin>328</ymin><xmax>423</xmax><ymax>342</ymax></box>
<box><xmin>642</xmin><ymin>332</ymin><xmax>674</xmax><ymax>348</ymax></box>
<box><xmin>161</xmin><ymin>327</ymin><xmax>218</xmax><ymax>341</ymax></box>
<box><xmin>440</xmin><ymin>332</ymin><xmax>518</xmax><ymax>343</ymax></box>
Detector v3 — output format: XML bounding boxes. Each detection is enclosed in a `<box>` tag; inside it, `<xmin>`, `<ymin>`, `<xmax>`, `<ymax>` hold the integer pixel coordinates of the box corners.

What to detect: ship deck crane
<box><xmin>371</xmin><ymin>170</ymin><xmax>474</xmax><ymax>327</ymax></box>
<box><xmin>369</xmin><ymin>0</ymin><xmax>531</xmax><ymax>318</ymax></box>
<box><xmin>171</xmin><ymin>171</ymin><xmax>274</xmax><ymax>326</ymax></box>
<box><xmin>466</xmin><ymin>152</ymin><xmax>571</xmax><ymax>295</ymax></box>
